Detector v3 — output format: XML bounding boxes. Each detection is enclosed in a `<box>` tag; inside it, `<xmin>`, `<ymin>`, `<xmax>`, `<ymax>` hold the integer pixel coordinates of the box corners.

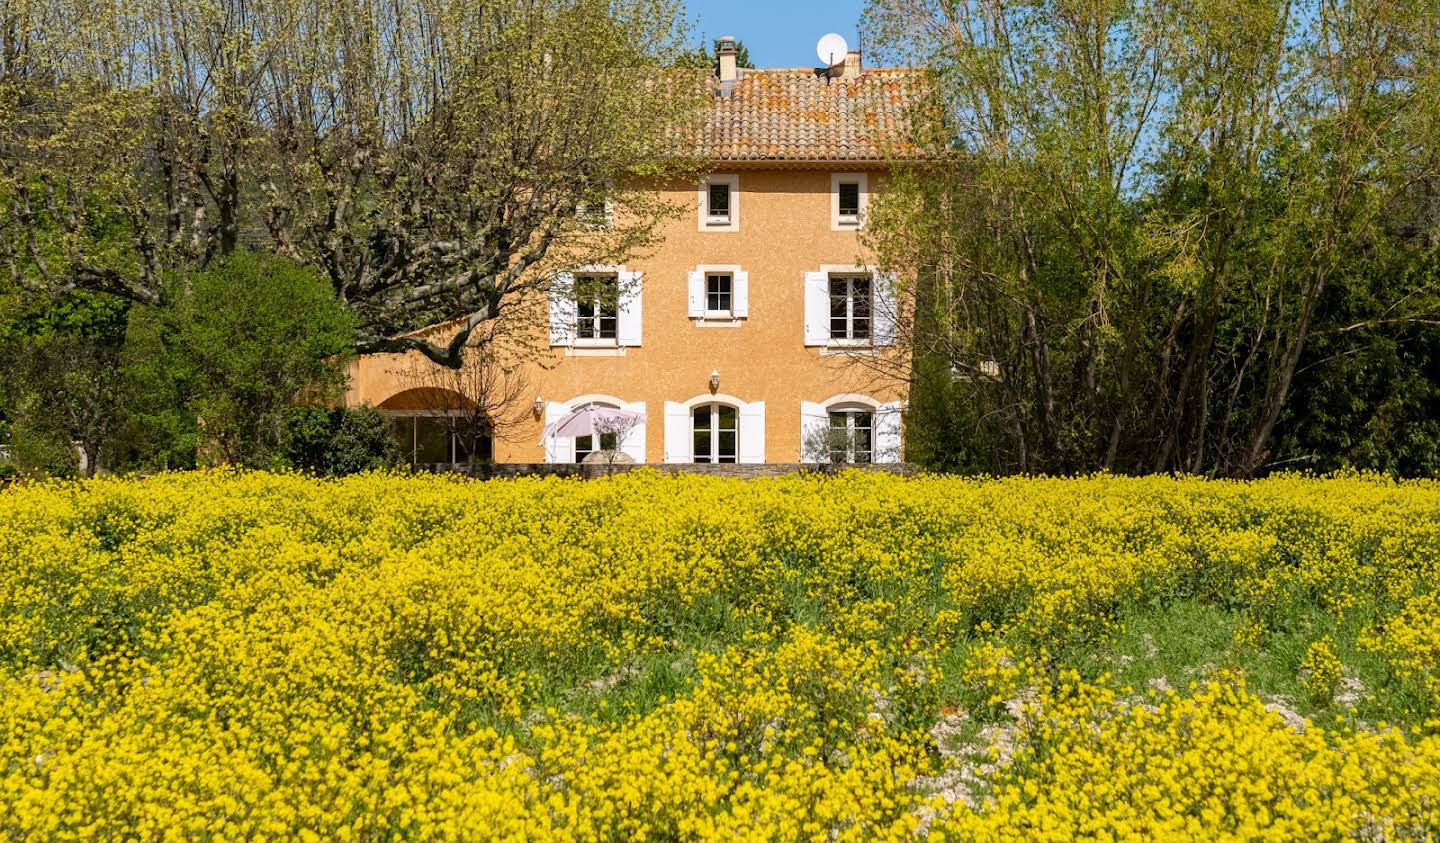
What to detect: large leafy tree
<box><xmin>124</xmin><ymin>251</ymin><xmax>356</xmax><ymax>467</ymax></box>
<box><xmin>1</xmin><ymin>0</ymin><xmax>703</xmax><ymax>368</ymax></box>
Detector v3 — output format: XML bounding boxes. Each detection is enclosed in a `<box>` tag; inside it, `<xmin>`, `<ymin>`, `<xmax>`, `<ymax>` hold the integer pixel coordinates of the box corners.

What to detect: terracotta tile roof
<box><xmin>700</xmin><ymin>67</ymin><xmax>923</xmax><ymax>162</ymax></box>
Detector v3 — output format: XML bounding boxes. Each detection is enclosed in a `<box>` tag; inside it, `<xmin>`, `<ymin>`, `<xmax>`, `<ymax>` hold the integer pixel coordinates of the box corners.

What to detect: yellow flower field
<box><xmin>2</xmin><ymin>470</ymin><xmax>1438</xmax><ymax>839</ymax></box>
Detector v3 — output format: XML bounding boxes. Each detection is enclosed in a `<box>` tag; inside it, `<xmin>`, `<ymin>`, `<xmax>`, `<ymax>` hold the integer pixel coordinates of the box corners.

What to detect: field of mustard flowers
<box><xmin>2</xmin><ymin>470</ymin><xmax>1439</xmax><ymax>840</ymax></box>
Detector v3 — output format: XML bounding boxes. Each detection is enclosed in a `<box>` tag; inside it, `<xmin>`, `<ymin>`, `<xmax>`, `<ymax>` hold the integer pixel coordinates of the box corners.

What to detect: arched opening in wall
<box><xmin>826</xmin><ymin>403</ymin><xmax>874</xmax><ymax>465</ymax></box>
<box><xmin>379</xmin><ymin>388</ymin><xmax>493</xmax><ymax>466</ymax></box>
<box><xmin>544</xmin><ymin>396</ymin><xmax>648</xmax><ymax>465</ymax></box>
<box><xmin>692</xmin><ymin>402</ymin><xmax>738</xmax><ymax>464</ymax></box>
<box><xmin>573</xmin><ymin>401</ymin><xmax>624</xmax><ymax>463</ymax></box>
<box><xmin>802</xmin><ymin>395</ymin><xmax>900</xmax><ymax>465</ymax></box>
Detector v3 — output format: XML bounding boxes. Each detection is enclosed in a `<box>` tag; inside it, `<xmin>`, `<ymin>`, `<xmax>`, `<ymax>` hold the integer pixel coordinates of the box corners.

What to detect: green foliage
<box><xmin>677</xmin><ymin>37</ymin><xmax>755</xmax><ymax>71</ymax></box>
<box><xmin>865</xmin><ymin>0</ymin><xmax>1440</xmax><ymax>477</ymax></box>
<box><xmin>281</xmin><ymin>405</ymin><xmax>399</xmax><ymax>476</ymax></box>
<box><xmin>903</xmin><ymin>350</ymin><xmax>1006</xmax><ymax>473</ymax></box>
<box><xmin>1275</xmin><ymin>249</ymin><xmax>1440</xmax><ymax>475</ymax></box>
<box><xmin>5</xmin><ymin>422</ymin><xmax>79</xmax><ymax>478</ymax></box>
<box><xmin>0</xmin><ymin>291</ymin><xmax>131</xmax><ymax>476</ymax></box>
<box><xmin>0</xmin><ymin>290</ymin><xmax>129</xmax><ymax>347</ymax></box>
<box><xmin>125</xmin><ymin>252</ymin><xmax>355</xmax><ymax>468</ymax></box>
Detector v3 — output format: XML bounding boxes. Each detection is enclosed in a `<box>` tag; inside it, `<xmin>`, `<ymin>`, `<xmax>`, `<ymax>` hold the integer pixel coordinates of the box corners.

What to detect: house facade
<box><xmin>344</xmin><ymin>39</ymin><xmax>918</xmax><ymax>466</ymax></box>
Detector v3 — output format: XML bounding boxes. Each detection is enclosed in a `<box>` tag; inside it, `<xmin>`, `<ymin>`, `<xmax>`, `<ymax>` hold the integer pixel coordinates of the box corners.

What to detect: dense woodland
<box><xmin>2</xmin><ymin>0</ymin><xmax>1438</xmax><ymax>477</ymax></box>
<box><xmin>865</xmin><ymin>0</ymin><xmax>1440</xmax><ymax>476</ymax></box>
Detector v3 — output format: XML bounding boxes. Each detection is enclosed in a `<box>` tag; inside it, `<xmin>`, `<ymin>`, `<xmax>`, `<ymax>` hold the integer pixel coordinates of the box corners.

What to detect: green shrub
<box><xmin>282</xmin><ymin>405</ymin><xmax>398</xmax><ymax>476</ymax></box>
<box><xmin>7</xmin><ymin>423</ymin><xmax>79</xmax><ymax>478</ymax></box>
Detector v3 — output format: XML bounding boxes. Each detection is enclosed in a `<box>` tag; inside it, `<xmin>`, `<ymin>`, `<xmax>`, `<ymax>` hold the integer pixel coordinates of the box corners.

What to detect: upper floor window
<box><xmin>831</xmin><ymin>173</ymin><xmax>869</xmax><ymax>230</ymax></box>
<box><xmin>549</xmin><ymin>268</ymin><xmax>642</xmax><ymax>349</ymax></box>
<box><xmin>687</xmin><ymin>265</ymin><xmax>749</xmax><ymax>324</ymax></box>
<box><xmin>829</xmin><ymin>274</ymin><xmax>872</xmax><ymax>341</ymax></box>
<box><xmin>706</xmin><ymin>273</ymin><xmax>732</xmax><ymax>316</ymax></box>
<box><xmin>838</xmin><ymin>183</ymin><xmax>860</xmax><ymax>217</ymax></box>
<box><xmin>576</xmin><ymin>200</ymin><xmax>612</xmax><ymax>229</ymax></box>
<box><xmin>699</xmin><ymin>175</ymin><xmax>739</xmax><ymax>231</ymax></box>
<box><xmin>575</xmin><ymin>273</ymin><xmax>618</xmax><ymax>340</ymax></box>
<box><xmin>804</xmin><ymin>266</ymin><xmax>895</xmax><ymax>349</ymax></box>
<box><xmin>707</xmin><ymin>184</ymin><xmax>731</xmax><ymax>221</ymax></box>
<box><xmin>692</xmin><ymin>403</ymin><xmax>738</xmax><ymax>463</ymax></box>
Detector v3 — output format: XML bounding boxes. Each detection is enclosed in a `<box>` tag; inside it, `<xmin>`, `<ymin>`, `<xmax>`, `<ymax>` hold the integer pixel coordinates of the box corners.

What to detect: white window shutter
<box><xmin>732</xmin><ymin>270</ymin><xmax>749</xmax><ymax>318</ymax></box>
<box><xmin>549</xmin><ymin>272</ymin><xmax>576</xmax><ymax>346</ymax></box>
<box><xmin>873</xmin><ymin>271</ymin><xmax>898</xmax><ymax>347</ymax></box>
<box><xmin>875</xmin><ymin>400</ymin><xmax>903</xmax><ymax>463</ymax></box>
<box><xmin>622</xmin><ymin>401</ymin><xmax>646</xmax><ymax>464</ymax></box>
<box><xmin>803</xmin><ymin>272</ymin><xmax>829</xmax><ymax>346</ymax></box>
<box><xmin>738</xmin><ymin>400</ymin><xmax>766</xmax><ymax>464</ymax></box>
<box><xmin>663</xmin><ymin>401</ymin><xmax>690</xmax><ymax>463</ymax></box>
<box><xmin>544</xmin><ymin>402</ymin><xmax>575</xmax><ymax>463</ymax></box>
<box><xmin>799</xmin><ymin>401</ymin><xmax>828</xmax><ymax>463</ymax></box>
<box><xmin>617</xmin><ymin>271</ymin><xmax>643</xmax><ymax>346</ymax></box>
<box><xmin>687</xmin><ymin>271</ymin><xmax>705</xmax><ymax>318</ymax></box>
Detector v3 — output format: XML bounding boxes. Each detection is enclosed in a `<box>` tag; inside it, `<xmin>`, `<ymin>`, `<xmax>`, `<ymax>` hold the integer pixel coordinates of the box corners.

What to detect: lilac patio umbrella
<box><xmin>540</xmin><ymin>403</ymin><xmax>646</xmax><ymax>445</ymax></box>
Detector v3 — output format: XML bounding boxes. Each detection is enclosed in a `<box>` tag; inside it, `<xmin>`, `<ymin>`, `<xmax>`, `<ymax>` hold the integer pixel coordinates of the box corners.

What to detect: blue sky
<box><xmin>686</xmin><ymin>0</ymin><xmax>868</xmax><ymax>69</ymax></box>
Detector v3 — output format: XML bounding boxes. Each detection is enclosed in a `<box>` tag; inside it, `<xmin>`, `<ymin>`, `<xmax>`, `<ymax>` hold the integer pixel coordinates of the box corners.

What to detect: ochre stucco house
<box><xmin>344</xmin><ymin>38</ymin><xmax>918</xmax><ymax>467</ymax></box>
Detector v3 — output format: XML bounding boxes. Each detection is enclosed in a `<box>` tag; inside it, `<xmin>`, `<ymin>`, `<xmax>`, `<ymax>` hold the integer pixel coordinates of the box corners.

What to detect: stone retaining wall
<box><xmin>420</xmin><ymin>463</ymin><xmax>917</xmax><ymax>480</ymax></box>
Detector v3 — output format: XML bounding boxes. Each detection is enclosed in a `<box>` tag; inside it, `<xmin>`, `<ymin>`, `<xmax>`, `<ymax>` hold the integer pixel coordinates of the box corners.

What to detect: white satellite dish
<box><xmin>817</xmin><ymin>33</ymin><xmax>849</xmax><ymax>68</ymax></box>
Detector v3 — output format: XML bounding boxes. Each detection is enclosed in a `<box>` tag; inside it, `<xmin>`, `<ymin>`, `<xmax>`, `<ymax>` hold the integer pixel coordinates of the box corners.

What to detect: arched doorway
<box><xmin>379</xmin><ymin>388</ymin><xmax>492</xmax><ymax>466</ymax></box>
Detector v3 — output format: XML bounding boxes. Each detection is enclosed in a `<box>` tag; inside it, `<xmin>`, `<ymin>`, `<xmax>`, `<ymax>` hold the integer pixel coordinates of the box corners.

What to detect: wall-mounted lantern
<box><xmin>709</xmin><ymin>370</ymin><xmax>720</xmax><ymax>392</ymax></box>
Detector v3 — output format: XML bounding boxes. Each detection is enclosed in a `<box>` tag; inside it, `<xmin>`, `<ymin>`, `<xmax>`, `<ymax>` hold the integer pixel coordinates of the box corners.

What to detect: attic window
<box><xmin>576</xmin><ymin>200</ymin><xmax>611</xmax><ymax>228</ymax></box>
<box><xmin>838</xmin><ymin>182</ymin><xmax>861</xmax><ymax>218</ymax></box>
<box><xmin>831</xmin><ymin>172</ymin><xmax>868</xmax><ymax>230</ymax></box>
<box><xmin>699</xmin><ymin>175</ymin><xmax>740</xmax><ymax>231</ymax></box>
<box><xmin>707</xmin><ymin>183</ymin><xmax>731</xmax><ymax>221</ymax></box>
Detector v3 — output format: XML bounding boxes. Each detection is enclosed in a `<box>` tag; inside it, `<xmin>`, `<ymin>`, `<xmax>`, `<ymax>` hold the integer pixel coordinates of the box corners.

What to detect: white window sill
<box><xmin>565</xmin><ymin>344</ymin><xmax>628</xmax><ymax>357</ymax></box>
<box><xmin>694</xmin><ymin>315</ymin><xmax>743</xmax><ymax>328</ymax></box>
<box><xmin>820</xmin><ymin>341</ymin><xmax>878</xmax><ymax>356</ymax></box>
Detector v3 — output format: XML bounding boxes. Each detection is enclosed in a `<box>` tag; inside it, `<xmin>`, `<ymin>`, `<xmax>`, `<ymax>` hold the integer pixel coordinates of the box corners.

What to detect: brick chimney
<box><xmin>717</xmin><ymin>36</ymin><xmax>738</xmax><ymax>83</ymax></box>
<box><xmin>840</xmin><ymin>49</ymin><xmax>862</xmax><ymax>79</ymax></box>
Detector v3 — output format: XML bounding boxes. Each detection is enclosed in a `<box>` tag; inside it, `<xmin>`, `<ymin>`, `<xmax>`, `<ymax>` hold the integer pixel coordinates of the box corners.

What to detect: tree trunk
<box><xmin>1242</xmin><ymin>269</ymin><xmax>1327</xmax><ymax>475</ymax></box>
<box><xmin>81</xmin><ymin>442</ymin><xmax>99</xmax><ymax>478</ymax></box>
<box><xmin>1023</xmin><ymin>305</ymin><xmax>1057</xmax><ymax>467</ymax></box>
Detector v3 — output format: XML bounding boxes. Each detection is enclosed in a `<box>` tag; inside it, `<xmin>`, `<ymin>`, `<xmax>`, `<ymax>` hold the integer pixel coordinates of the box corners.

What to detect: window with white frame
<box><xmin>827</xmin><ymin>407</ymin><xmax>874</xmax><ymax>464</ymax></box>
<box><xmin>838</xmin><ymin>183</ymin><xmax>860</xmax><ymax>217</ymax></box>
<box><xmin>707</xmin><ymin>184</ymin><xmax>730</xmax><ymax>220</ymax></box>
<box><xmin>688</xmin><ymin>265</ymin><xmax>748</xmax><ymax>324</ymax></box>
<box><xmin>705</xmin><ymin>272</ymin><xmax>733</xmax><ymax>316</ymax></box>
<box><xmin>829</xmin><ymin>274</ymin><xmax>872</xmax><ymax>341</ymax></box>
<box><xmin>831</xmin><ymin>173</ymin><xmax>868</xmax><ymax>229</ymax></box>
<box><xmin>574</xmin><ymin>273</ymin><xmax>619</xmax><ymax>340</ymax></box>
<box><xmin>699</xmin><ymin>175</ymin><xmax>739</xmax><ymax>230</ymax></box>
<box><xmin>692</xmin><ymin>403</ymin><xmax>738</xmax><ymax>463</ymax></box>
